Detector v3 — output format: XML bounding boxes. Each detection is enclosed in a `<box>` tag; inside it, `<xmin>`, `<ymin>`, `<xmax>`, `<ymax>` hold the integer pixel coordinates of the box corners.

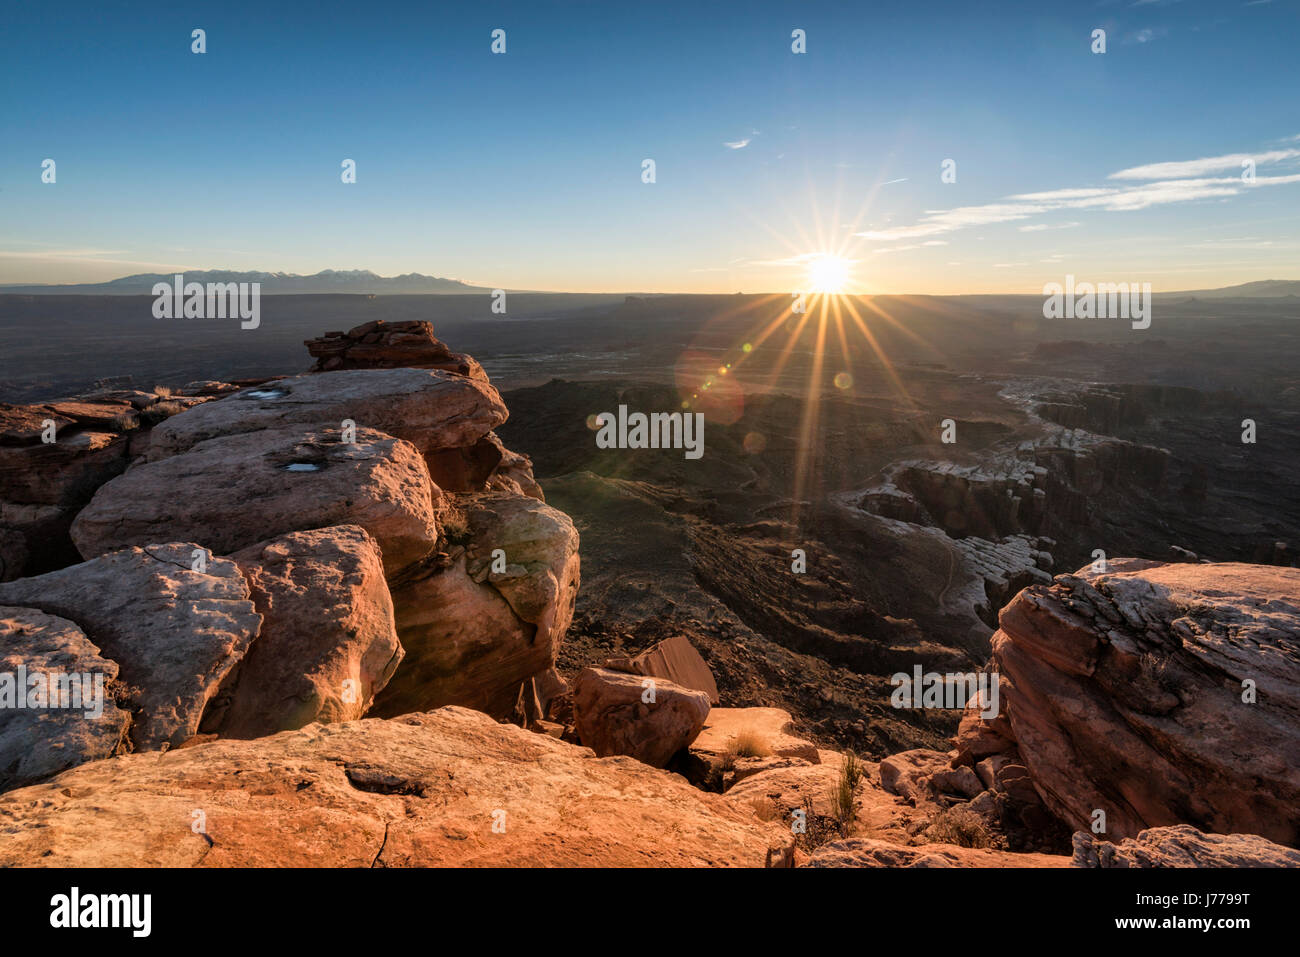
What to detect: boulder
<box><xmin>726</xmin><ymin>757</ymin><xmax>844</xmax><ymax>820</ymax></box>
<box><xmin>462</xmin><ymin>493</ymin><xmax>580</xmax><ymax>651</ymax></box>
<box><xmin>373</xmin><ymin>495</ymin><xmax>580</xmax><ymax>719</ymax></box>
<box><xmin>605</xmin><ymin>634</ymin><xmax>720</xmax><ymax>705</ymax></box>
<box><xmin>952</xmin><ymin>691</ymin><xmax>1016</xmax><ymax>764</ymax></box>
<box><xmin>879</xmin><ymin>749</ymin><xmax>953</xmax><ymax>805</ymax></box>
<box><xmin>0</xmin><ymin>605</ymin><xmax>132</xmax><ymax>791</ymax></box>
<box><xmin>0</xmin><ymin>544</ymin><xmax>261</xmax><ymax>750</ymax></box>
<box><xmin>484</xmin><ymin>435</ymin><xmax>545</xmax><ymax>501</ymax></box>
<box><xmin>145</xmin><ymin>368</ymin><xmax>507</xmax><ymax>466</ymax></box>
<box><xmin>987</xmin><ymin>561</ymin><xmax>1300</xmax><ymax>845</ymax></box>
<box><xmin>0</xmin><ymin>708</ymin><xmax>793</xmax><ymax>867</ymax></box>
<box><xmin>207</xmin><ymin>526</ymin><xmax>403</xmax><ymax>739</ymax></box>
<box><xmin>374</xmin><ymin>553</ymin><xmax>559</xmax><ymax>719</ymax></box>
<box><xmin>572</xmin><ymin>667</ymin><xmax>711</xmax><ymax>768</ymax></box>
<box><xmin>304</xmin><ymin>321</ymin><xmax>486</xmax><ymax>380</ymax></box>
<box><xmin>71</xmin><ymin>427</ymin><xmax>442</xmax><ymax>574</ymax></box>
<box><xmin>1072</xmin><ymin>825</ymin><xmax>1300</xmax><ymax>868</ymax></box>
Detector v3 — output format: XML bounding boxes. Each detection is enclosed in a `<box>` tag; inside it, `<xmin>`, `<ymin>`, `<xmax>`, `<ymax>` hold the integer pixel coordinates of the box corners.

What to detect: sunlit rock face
<box><xmin>960</xmin><ymin>560</ymin><xmax>1300</xmax><ymax>847</ymax></box>
<box><xmin>0</xmin><ymin>326</ymin><xmax>580</xmax><ymax>790</ymax></box>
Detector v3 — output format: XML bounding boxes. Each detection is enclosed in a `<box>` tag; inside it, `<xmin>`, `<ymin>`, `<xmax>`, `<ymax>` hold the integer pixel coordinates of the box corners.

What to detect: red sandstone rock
<box><xmin>0</xmin><ymin>544</ymin><xmax>261</xmax><ymax>751</ymax></box>
<box><xmin>213</xmin><ymin>526</ymin><xmax>403</xmax><ymax>738</ymax></box>
<box><xmin>572</xmin><ymin>667</ymin><xmax>711</xmax><ymax>768</ymax></box>
<box><xmin>807</xmin><ymin>837</ymin><xmax>1069</xmax><ymax>868</ymax></box>
<box><xmin>976</xmin><ymin>560</ymin><xmax>1300</xmax><ymax>846</ymax></box>
<box><xmin>146</xmin><ymin>368</ymin><xmax>507</xmax><ymax>466</ymax></box>
<box><xmin>605</xmin><ymin>634</ymin><xmax>720</xmax><ymax>705</ymax></box>
<box><xmin>0</xmin><ymin>605</ymin><xmax>131</xmax><ymax>791</ymax></box>
<box><xmin>0</xmin><ymin>708</ymin><xmax>793</xmax><ymax>867</ymax></box>
<box><xmin>71</xmin><ymin>427</ymin><xmax>442</xmax><ymax>574</ymax></box>
<box><xmin>1072</xmin><ymin>825</ymin><xmax>1300</xmax><ymax>868</ymax></box>
<box><xmin>304</xmin><ymin>321</ymin><xmax>486</xmax><ymax>379</ymax></box>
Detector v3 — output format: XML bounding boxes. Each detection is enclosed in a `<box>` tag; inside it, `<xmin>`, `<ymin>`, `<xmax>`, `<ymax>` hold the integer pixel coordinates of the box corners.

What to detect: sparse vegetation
<box><xmin>731</xmin><ymin>728</ymin><xmax>772</xmax><ymax>759</ymax></box>
<box><xmin>830</xmin><ymin>749</ymin><xmax>863</xmax><ymax>835</ymax></box>
<box><xmin>441</xmin><ymin>511</ymin><xmax>473</xmax><ymax>548</ymax></box>
<box><xmin>924</xmin><ymin>808</ymin><xmax>992</xmax><ymax>849</ymax></box>
<box><xmin>1137</xmin><ymin>649</ymin><xmax>1185</xmax><ymax>696</ymax></box>
<box><xmin>793</xmin><ymin>795</ymin><xmax>840</xmax><ymax>851</ymax></box>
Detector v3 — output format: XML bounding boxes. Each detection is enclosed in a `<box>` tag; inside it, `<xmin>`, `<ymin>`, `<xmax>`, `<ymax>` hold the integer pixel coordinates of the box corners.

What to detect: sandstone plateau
<box><xmin>1</xmin><ymin>321</ymin><xmax>1296</xmax><ymax>869</ymax></box>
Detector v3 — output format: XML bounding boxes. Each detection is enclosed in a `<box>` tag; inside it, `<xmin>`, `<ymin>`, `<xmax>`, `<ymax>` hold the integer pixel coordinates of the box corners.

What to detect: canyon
<box><xmin>0</xmin><ymin>304</ymin><xmax>1297</xmax><ymax>868</ymax></box>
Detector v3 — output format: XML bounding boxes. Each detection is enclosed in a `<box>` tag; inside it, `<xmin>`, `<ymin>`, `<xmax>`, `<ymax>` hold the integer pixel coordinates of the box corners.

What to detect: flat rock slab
<box><xmin>605</xmin><ymin>634</ymin><xmax>720</xmax><ymax>705</ymax></box>
<box><xmin>0</xmin><ymin>708</ymin><xmax>793</xmax><ymax>868</ymax></box>
<box><xmin>0</xmin><ymin>544</ymin><xmax>261</xmax><ymax>751</ymax></box>
<box><xmin>212</xmin><ymin>526</ymin><xmax>403</xmax><ymax>739</ymax></box>
<box><xmin>692</xmin><ymin>707</ymin><xmax>820</xmax><ymax>764</ymax></box>
<box><xmin>71</xmin><ymin>427</ymin><xmax>441</xmax><ymax>574</ymax></box>
<box><xmin>145</xmin><ymin>368</ymin><xmax>507</xmax><ymax>463</ymax></box>
<box><xmin>0</xmin><ymin>605</ymin><xmax>131</xmax><ymax>791</ymax></box>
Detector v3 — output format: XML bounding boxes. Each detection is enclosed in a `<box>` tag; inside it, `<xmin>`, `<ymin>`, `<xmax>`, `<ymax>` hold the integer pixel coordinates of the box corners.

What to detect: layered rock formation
<box><xmin>956</xmin><ymin>560</ymin><xmax>1300</xmax><ymax>846</ymax></box>
<box><xmin>1073</xmin><ymin>825</ymin><xmax>1300</xmax><ymax>868</ymax></box>
<box><xmin>0</xmin><ymin>325</ymin><xmax>579</xmax><ymax>792</ymax></box>
<box><xmin>0</xmin><ymin>382</ymin><xmax>236</xmax><ymax>580</ymax></box>
<box><xmin>305</xmin><ymin>320</ymin><xmax>484</xmax><ymax>379</ymax></box>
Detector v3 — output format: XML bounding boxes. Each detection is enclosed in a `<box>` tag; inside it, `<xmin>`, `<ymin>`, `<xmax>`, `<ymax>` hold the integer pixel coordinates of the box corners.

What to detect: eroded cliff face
<box><xmin>955</xmin><ymin>559</ymin><xmax>1300</xmax><ymax>847</ymax></box>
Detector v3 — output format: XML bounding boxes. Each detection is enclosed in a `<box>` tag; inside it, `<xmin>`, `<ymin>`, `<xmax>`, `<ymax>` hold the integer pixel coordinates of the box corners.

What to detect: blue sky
<box><xmin>2</xmin><ymin>0</ymin><xmax>1298</xmax><ymax>292</ymax></box>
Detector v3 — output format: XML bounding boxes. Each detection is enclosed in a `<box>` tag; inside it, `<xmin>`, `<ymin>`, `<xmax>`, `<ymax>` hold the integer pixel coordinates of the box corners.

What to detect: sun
<box><xmin>806</xmin><ymin>253</ymin><xmax>852</xmax><ymax>294</ymax></box>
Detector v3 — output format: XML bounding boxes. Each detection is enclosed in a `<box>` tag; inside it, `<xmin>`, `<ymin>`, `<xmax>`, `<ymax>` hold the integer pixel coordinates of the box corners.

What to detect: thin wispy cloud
<box><xmin>724</xmin><ymin>138</ymin><xmax>751</xmax><ymax>150</ymax></box>
<box><xmin>1019</xmin><ymin>221</ymin><xmax>1080</xmax><ymax>232</ymax></box>
<box><xmin>1110</xmin><ymin>149</ymin><xmax>1300</xmax><ymax>179</ymax></box>
<box><xmin>855</xmin><ymin>144</ymin><xmax>1300</xmax><ymax>242</ymax></box>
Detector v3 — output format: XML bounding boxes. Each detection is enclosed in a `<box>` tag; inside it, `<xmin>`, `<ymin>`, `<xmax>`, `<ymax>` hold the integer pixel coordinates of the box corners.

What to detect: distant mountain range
<box><xmin>1157</xmin><ymin>279</ymin><xmax>1300</xmax><ymax>299</ymax></box>
<box><xmin>1</xmin><ymin>271</ymin><xmax>1297</xmax><ymax>298</ymax></box>
<box><xmin>0</xmin><ymin>269</ymin><xmax>489</xmax><ymax>295</ymax></box>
